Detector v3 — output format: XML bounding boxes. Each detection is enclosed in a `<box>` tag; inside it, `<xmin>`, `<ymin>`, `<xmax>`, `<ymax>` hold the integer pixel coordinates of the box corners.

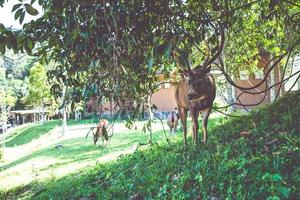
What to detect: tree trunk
<box><xmin>42</xmin><ymin>103</ymin><xmax>46</xmax><ymax>124</ymax></box>
<box><xmin>222</xmin><ymin>44</ymin><xmax>236</xmax><ymax>112</ymax></box>
<box><xmin>62</xmin><ymin>106</ymin><xmax>67</xmax><ymax>136</ymax></box>
<box><xmin>227</xmin><ymin>82</ymin><xmax>236</xmax><ymax>112</ymax></box>
<box><xmin>147</xmin><ymin>95</ymin><xmax>153</xmax><ymax>144</ymax></box>
<box><xmin>0</xmin><ymin>87</ymin><xmax>6</xmax><ymax>158</ymax></box>
<box><xmin>269</xmin><ymin>54</ymin><xmax>276</xmax><ymax>102</ymax></box>
<box><xmin>40</xmin><ymin>102</ymin><xmax>46</xmax><ymax>124</ymax></box>
<box><xmin>61</xmin><ymin>85</ymin><xmax>68</xmax><ymax>136</ymax></box>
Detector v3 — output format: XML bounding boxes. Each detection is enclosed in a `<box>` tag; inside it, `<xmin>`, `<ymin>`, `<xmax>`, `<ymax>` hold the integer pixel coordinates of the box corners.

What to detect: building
<box><xmin>85</xmin><ymin>53</ymin><xmax>299</xmax><ymax>116</ymax></box>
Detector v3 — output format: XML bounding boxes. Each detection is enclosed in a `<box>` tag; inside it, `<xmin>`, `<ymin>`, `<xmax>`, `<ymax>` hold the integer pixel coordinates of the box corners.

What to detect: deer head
<box><xmin>93</xmin><ymin>129</ymin><xmax>99</xmax><ymax>145</ymax></box>
<box><xmin>180</xmin><ymin>67</ymin><xmax>212</xmax><ymax>100</ymax></box>
<box><xmin>179</xmin><ymin>21</ymin><xmax>224</xmax><ymax>100</ymax></box>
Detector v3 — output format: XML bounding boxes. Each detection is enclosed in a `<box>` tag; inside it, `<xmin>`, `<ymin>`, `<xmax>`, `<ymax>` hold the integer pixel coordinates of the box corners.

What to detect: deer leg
<box><xmin>202</xmin><ymin>108</ymin><xmax>211</xmax><ymax>143</ymax></box>
<box><xmin>191</xmin><ymin>109</ymin><xmax>200</xmax><ymax>145</ymax></box>
<box><xmin>174</xmin><ymin>122</ymin><xmax>177</xmax><ymax>133</ymax></box>
<box><xmin>178</xmin><ymin>107</ymin><xmax>188</xmax><ymax>146</ymax></box>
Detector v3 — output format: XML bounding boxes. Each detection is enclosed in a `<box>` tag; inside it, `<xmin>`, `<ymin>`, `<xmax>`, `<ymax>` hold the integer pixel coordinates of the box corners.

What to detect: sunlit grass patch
<box><xmin>5</xmin><ymin>121</ymin><xmax>61</xmax><ymax>147</ymax></box>
<box><xmin>0</xmin><ymin>119</ymin><xmax>174</xmax><ymax>192</ymax></box>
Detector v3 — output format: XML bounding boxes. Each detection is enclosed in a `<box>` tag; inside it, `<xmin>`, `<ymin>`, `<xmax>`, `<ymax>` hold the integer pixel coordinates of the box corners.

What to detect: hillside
<box><xmin>1</xmin><ymin>91</ymin><xmax>300</xmax><ymax>199</ymax></box>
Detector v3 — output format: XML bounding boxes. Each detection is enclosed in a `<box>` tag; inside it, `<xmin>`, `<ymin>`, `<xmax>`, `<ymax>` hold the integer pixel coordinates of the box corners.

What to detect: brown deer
<box><xmin>167</xmin><ymin>111</ymin><xmax>179</xmax><ymax>134</ymax></box>
<box><xmin>175</xmin><ymin>22</ymin><xmax>224</xmax><ymax>145</ymax></box>
<box><xmin>86</xmin><ymin>119</ymin><xmax>110</xmax><ymax>146</ymax></box>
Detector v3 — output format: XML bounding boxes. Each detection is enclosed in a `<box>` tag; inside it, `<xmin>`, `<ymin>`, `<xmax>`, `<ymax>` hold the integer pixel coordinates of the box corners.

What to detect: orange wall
<box><xmin>235</xmin><ymin>53</ymin><xmax>282</xmax><ymax>109</ymax></box>
<box><xmin>151</xmin><ymin>86</ymin><xmax>177</xmax><ymax>111</ymax></box>
<box><xmin>235</xmin><ymin>79</ymin><xmax>269</xmax><ymax>109</ymax></box>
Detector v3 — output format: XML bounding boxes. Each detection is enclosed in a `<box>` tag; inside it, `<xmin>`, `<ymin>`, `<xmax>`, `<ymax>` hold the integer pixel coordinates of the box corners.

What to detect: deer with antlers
<box><xmin>175</xmin><ymin>22</ymin><xmax>224</xmax><ymax>145</ymax></box>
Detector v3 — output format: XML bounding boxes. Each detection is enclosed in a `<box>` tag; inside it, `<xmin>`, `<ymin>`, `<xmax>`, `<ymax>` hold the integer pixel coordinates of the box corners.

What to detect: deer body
<box><xmin>167</xmin><ymin>112</ymin><xmax>179</xmax><ymax>134</ymax></box>
<box><xmin>93</xmin><ymin>119</ymin><xmax>109</xmax><ymax>146</ymax></box>
<box><xmin>175</xmin><ymin>69</ymin><xmax>216</xmax><ymax>145</ymax></box>
<box><xmin>173</xmin><ymin>22</ymin><xmax>224</xmax><ymax>145</ymax></box>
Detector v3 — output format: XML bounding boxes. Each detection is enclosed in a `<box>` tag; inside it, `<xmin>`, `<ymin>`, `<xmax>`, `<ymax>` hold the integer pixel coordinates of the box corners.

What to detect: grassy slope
<box><xmin>2</xmin><ymin>91</ymin><xmax>300</xmax><ymax>199</ymax></box>
<box><xmin>5</xmin><ymin>119</ymin><xmax>99</xmax><ymax>147</ymax></box>
<box><xmin>5</xmin><ymin>121</ymin><xmax>61</xmax><ymax>147</ymax></box>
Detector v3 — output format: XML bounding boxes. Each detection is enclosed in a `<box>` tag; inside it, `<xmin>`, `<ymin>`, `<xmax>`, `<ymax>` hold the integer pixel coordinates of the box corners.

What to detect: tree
<box><xmin>0</xmin><ymin>0</ymin><xmax>299</xmax><ymax>121</ymax></box>
<box><xmin>27</xmin><ymin>63</ymin><xmax>50</xmax><ymax>123</ymax></box>
<box><xmin>0</xmin><ymin>67</ymin><xmax>16</xmax><ymax>124</ymax></box>
<box><xmin>0</xmin><ymin>66</ymin><xmax>16</xmax><ymax>158</ymax></box>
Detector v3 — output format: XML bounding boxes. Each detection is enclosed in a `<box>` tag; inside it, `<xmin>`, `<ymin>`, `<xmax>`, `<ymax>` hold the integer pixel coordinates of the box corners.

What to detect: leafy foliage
<box><xmin>27</xmin><ymin>63</ymin><xmax>51</xmax><ymax>107</ymax></box>
<box><xmin>0</xmin><ymin>0</ymin><xmax>299</xmax><ymax>113</ymax></box>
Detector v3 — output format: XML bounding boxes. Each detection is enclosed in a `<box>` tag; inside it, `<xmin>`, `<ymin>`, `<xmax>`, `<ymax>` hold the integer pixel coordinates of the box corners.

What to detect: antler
<box><xmin>195</xmin><ymin>21</ymin><xmax>225</xmax><ymax>71</ymax></box>
<box><xmin>173</xmin><ymin>49</ymin><xmax>192</xmax><ymax>71</ymax></box>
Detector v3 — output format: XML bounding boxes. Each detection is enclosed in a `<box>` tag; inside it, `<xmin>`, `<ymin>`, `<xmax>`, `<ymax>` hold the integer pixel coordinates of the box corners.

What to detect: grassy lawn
<box><xmin>0</xmin><ymin>118</ymin><xmax>180</xmax><ymax>192</ymax></box>
<box><xmin>4</xmin><ymin>118</ymin><xmax>101</xmax><ymax>147</ymax></box>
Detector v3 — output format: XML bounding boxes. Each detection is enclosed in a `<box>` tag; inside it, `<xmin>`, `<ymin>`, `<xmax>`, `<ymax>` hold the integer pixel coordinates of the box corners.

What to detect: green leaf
<box><xmin>0</xmin><ymin>23</ymin><xmax>5</xmax><ymax>31</ymax></box>
<box><xmin>0</xmin><ymin>42</ymin><xmax>6</xmax><ymax>54</ymax></box>
<box><xmin>276</xmin><ymin>186</ymin><xmax>289</xmax><ymax>198</ymax></box>
<box><xmin>14</xmin><ymin>8</ymin><xmax>23</xmax><ymax>20</ymax></box>
<box><xmin>262</xmin><ymin>173</ymin><xmax>270</xmax><ymax>180</ymax></box>
<box><xmin>12</xmin><ymin>3</ymin><xmax>22</xmax><ymax>12</ymax></box>
<box><xmin>0</xmin><ymin>0</ymin><xmax>4</xmax><ymax>7</ymax></box>
<box><xmin>26</xmin><ymin>38</ymin><xmax>33</xmax><ymax>50</ymax></box>
<box><xmin>266</xmin><ymin>196</ymin><xmax>280</xmax><ymax>200</ymax></box>
<box><xmin>19</xmin><ymin>11</ymin><xmax>25</xmax><ymax>24</ymax></box>
<box><xmin>71</xmin><ymin>29</ymin><xmax>79</xmax><ymax>40</ymax></box>
<box><xmin>195</xmin><ymin>174</ymin><xmax>203</xmax><ymax>182</ymax></box>
<box><xmin>8</xmin><ymin>35</ymin><xmax>17</xmax><ymax>50</ymax></box>
<box><xmin>24</xmin><ymin>3</ymin><xmax>39</xmax><ymax>15</ymax></box>
<box><xmin>272</xmin><ymin>173</ymin><xmax>282</xmax><ymax>182</ymax></box>
<box><xmin>163</xmin><ymin>41</ymin><xmax>172</xmax><ymax>59</ymax></box>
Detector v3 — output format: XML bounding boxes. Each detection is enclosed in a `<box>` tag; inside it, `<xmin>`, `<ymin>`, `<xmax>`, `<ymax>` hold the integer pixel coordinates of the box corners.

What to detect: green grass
<box><xmin>1</xmin><ymin>91</ymin><xmax>300</xmax><ymax>199</ymax></box>
<box><xmin>5</xmin><ymin>121</ymin><xmax>61</xmax><ymax>147</ymax></box>
<box><xmin>5</xmin><ymin>118</ymin><xmax>102</xmax><ymax>147</ymax></box>
<box><xmin>0</xmin><ymin>119</ymin><xmax>170</xmax><ymax>193</ymax></box>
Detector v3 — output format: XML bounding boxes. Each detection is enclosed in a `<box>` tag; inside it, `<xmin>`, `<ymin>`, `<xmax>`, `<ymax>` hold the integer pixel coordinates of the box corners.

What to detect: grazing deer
<box><xmin>167</xmin><ymin>111</ymin><xmax>179</xmax><ymax>134</ymax></box>
<box><xmin>86</xmin><ymin>119</ymin><xmax>110</xmax><ymax>147</ymax></box>
<box><xmin>175</xmin><ymin>22</ymin><xmax>224</xmax><ymax>145</ymax></box>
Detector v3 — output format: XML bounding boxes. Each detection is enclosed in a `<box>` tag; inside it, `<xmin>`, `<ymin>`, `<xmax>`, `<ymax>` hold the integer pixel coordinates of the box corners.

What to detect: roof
<box><xmin>10</xmin><ymin>109</ymin><xmax>49</xmax><ymax>114</ymax></box>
